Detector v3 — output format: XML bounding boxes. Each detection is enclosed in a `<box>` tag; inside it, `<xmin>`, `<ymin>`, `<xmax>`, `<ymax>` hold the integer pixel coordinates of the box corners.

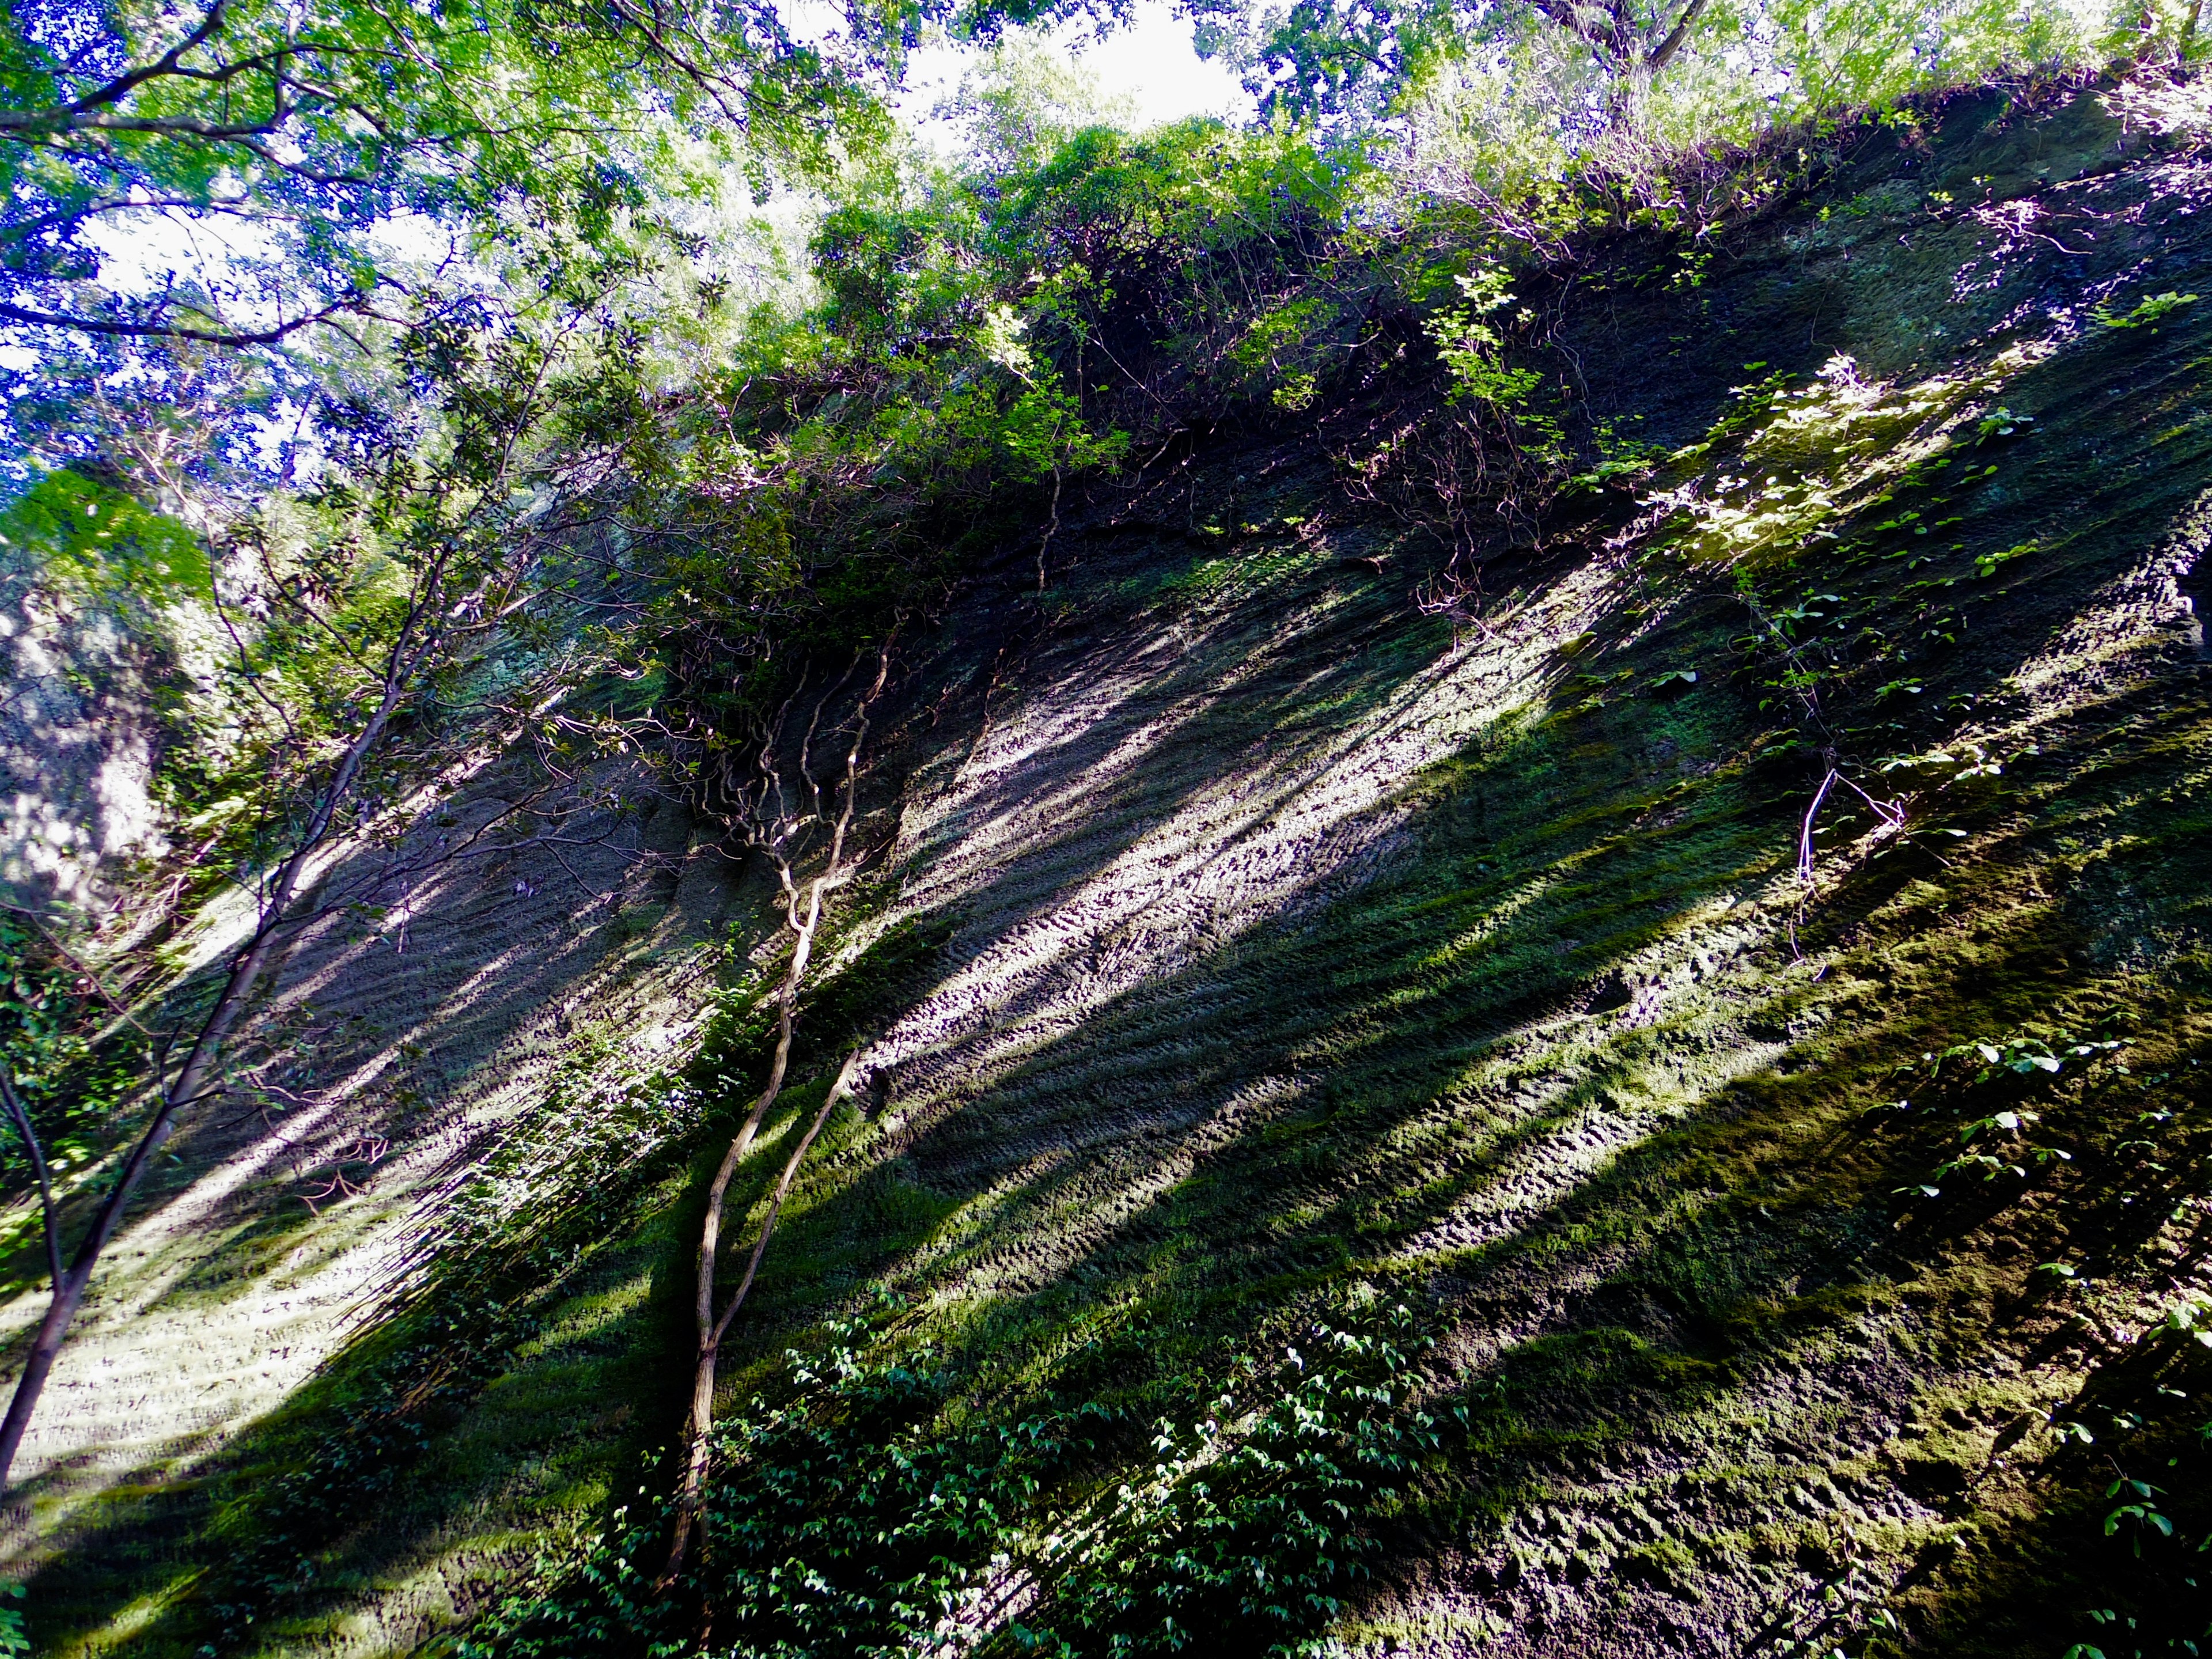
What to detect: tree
<box><xmin>0</xmin><ymin>562</ymin><xmax>449</xmax><ymax>1486</ymax></box>
<box><xmin>0</xmin><ymin>255</ymin><xmax>639</xmax><ymax>1494</ymax></box>
<box><xmin>1527</xmin><ymin>0</ymin><xmax>1715</xmax><ymax>84</ymax></box>
<box><xmin>1200</xmin><ymin>0</ymin><xmax>2092</xmax><ymax>132</ymax></box>
<box><xmin>936</xmin><ymin>31</ymin><xmax>1138</xmax><ymax>176</ymax></box>
<box><xmin>663</xmin><ymin>635</ymin><xmax>894</xmax><ymax>1581</ymax></box>
<box><xmin>0</xmin><ymin>0</ymin><xmax>864</xmax><ymax>348</ymax></box>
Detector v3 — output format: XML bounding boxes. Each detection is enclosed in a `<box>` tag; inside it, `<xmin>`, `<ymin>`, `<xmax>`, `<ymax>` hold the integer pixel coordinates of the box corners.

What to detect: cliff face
<box><xmin>0</xmin><ymin>552</ymin><xmax>171</xmax><ymax>912</ymax></box>
<box><xmin>14</xmin><ymin>78</ymin><xmax>2212</xmax><ymax>1657</ymax></box>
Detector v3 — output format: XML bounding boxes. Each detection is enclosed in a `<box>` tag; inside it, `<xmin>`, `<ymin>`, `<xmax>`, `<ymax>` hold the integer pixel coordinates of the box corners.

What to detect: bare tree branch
<box><xmin>0</xmin><ymin>295</ymin><xmax>363</xmax><ymax>347</ymax></box>
<box><xmin>1646</xmin><ymin>0</ymin><xmax>1713</xmax><ymax>73</ymax></box>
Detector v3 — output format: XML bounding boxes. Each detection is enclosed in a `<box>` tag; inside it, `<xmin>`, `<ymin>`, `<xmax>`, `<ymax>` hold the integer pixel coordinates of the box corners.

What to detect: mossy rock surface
<box><xmin>18</xmin><ymin>79</ymin><xmax>2212</xmax><ymax>1659</ymax></box>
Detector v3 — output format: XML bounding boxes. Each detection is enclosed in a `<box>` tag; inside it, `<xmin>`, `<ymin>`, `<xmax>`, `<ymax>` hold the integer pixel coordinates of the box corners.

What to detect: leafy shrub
<box><xmin>0</xmin><ymin>470</ymin><xmax>208</xmax><ymax>601</ymax></box>
<box><xmin>0</xmin><ymin>916</ymin><xmax>142</xmax><ymax>1271</ymax></box>
<box><xmin>1028</xmin><ymin>1302</ymin><xmax>1440</xmax><ymax>1657</ymax></box>
<box><xmin>466</xmin><ymin>1301</ymin><xmax>1443</xmax><ymax>1658</ymax></box>
<box><xmin>466</xmin><ymin>1316</ymin><xmax>1109</xmax><ymax>1658</ymax></box>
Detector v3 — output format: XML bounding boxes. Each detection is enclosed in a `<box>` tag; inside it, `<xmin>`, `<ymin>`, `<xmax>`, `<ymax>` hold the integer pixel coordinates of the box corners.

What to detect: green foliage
<box><xmin>465</xmin><ymin>1301</ymin><xmax>1442</xmax><ymax>1657</ymax></box>
<box><xmin>0</xmin><ymin>1583</ymin><xmax>27</xmax><ymax>1658</ymax></box>
<box><xmin>468</xmin><ymin>1315</ymin><xmax>1102</xmax><ymax>1658</ymax></box>
<box><xmin>0</xmin><ymin>0</ymin><xmax>868</xmax><ymax>344</ymax></box>
<box><xmin>1421</xmin><ymin>264</ymin><xmax>1563</xmax><ymax>470</ymax></box>
<box><xmin>1031</xmin><ymin>1303</ymin><xmax>1441</xmax><ymax>1657</ymax></box>
<box><xmin>1425</xmin><ymin>267</ymin><xmax>1530</xmax><ymax>406</ymax></box>
<box><xmin>698</xmin><ymin>1348</ymin><xmax>1092</xmax><ymax>1650</ymax></box>
<box><xmin>0</xmin><ymin>916</ymin><xmax>137</xmax><ymax>1262</ymax></box>
<box><xmin>1368</xmin><ymin>0</ymin><xmax>2098</xmax><ymax>256</ymax></box>
<box><xmin>1974</xmin><ymin>407</ymin><xmax>2035</xmax><ymax>443</ymax></box>
<box><xmin>1883</xmin><ymin>1024</ymin><xmax>2123</xmax><ymax>1199</ymax></box>
<box><xmin>591</xmin><ymin>117</ymin><xmax>1369</xmax><ymax>766</ymax></box>
<box><xmin>1974</xmin><ymin>540</ymin><xmax>2037</xmax><ymax>579</ymax></box>
<box><xmin>0</xmin><ymin>470</ymin><xmax>208</xmax><ymax>600</ymax></box>
<box><xmin>1230</xmin><ymin>298</ymin><xmax>1335</xmax><ymax>410</ymax></box>
<box><xmin>2093</xmin><ymin>290</ymin><xmax>2201</xmax><ymax>329</ymax></box>
<box><xmin>935</xmin><ymin>35</ymin><xmax>1139</xmax><ymax>176</ymax></box>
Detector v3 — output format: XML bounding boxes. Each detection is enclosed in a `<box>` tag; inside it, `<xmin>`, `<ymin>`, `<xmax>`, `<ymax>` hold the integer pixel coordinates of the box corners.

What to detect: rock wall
<box><xmin>0</xmin><ymin>555</ymin><xmax>171</xmax><ymax>911</ymax></box>
<box><xmin>13</xmin><ymin>78</ymin><xmax>2212</xmax><ymax>1659</ymax></box>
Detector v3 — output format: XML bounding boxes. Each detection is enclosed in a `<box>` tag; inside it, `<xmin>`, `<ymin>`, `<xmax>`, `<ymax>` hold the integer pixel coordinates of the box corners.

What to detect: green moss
<box><xmin>35</xmin><ymin>79</ymin><xmax>2212</xmax><ymax>1659</ymax></box>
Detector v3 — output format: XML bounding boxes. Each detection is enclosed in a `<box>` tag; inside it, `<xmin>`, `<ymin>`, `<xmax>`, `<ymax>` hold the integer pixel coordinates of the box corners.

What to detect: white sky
<box><xmin>893</xmin><ymin>1</ymin><xmax>1255</xmax><ymax>131</ymax></box>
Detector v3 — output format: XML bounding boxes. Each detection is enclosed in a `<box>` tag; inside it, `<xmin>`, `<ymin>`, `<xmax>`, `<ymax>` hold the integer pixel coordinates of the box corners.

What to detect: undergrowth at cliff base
<box><xmin>464</xmin><ymin>1299</ymin><xmax>1444</xmax><ymax>1658</ymax></box>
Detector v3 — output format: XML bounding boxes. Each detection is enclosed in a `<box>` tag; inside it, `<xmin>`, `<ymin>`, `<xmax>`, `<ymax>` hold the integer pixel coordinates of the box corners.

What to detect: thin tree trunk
<box><xmin>1036</xmin><ymin>467</ymin><xmax>1062</xmax><ymax>594</ymax></box>
<box><xmin>667</xmin><ymin>1045</ymin><xmax>858</xmax><ymax>1580</ymax></box>
<box><xmin>712</xmin><ymin>1051</ymin><xmax>855</xmax><ymax>1349</ymax></box>
<box><xmin>0</xmin><ymin>1070</ymin><xmax>62</xmax><ymax>1293</ymax></box>
<box><xmin>0</xmin><ymin>604</ymin><xmax>437</xmax><ymax>1494</ymax></box>
<box><xmin>663</xmin><ymin>873</ymin><xmax>820</xmax><ymax>1570</ymax></box>
<box><xmin>663</xmin><ymin>642</ymin><xmax>891</xmax><ymax>1585</ymax></box>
